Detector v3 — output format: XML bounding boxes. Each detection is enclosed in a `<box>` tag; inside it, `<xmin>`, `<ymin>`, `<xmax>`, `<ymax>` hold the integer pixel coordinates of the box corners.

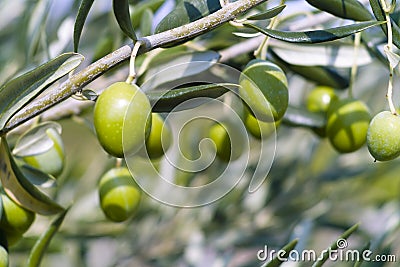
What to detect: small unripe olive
<box><xmin>94</xmin><ymin>82</ymin><xmax>152</xmax><ymax>158</ymax></box>
<box><xmin>0</xmin><ymin>193</ymin><xmax>35</xmax><ymax>243</ymax></box>
<box><xmin>326</xmin><ymin>98</ymin><xmax>371</xmax><ymax>153</ymax></box>
<box><xmin>367</xmin><ymin>111</ymin><xmax>400</xmax><ymax>161</ymax></box>
<box><xmin>22</xmin><ymin>128</ymin><xmax>65</xmax><ymax>177</ymax></box>
<box><xmin>0</xmin><ymin>245</ymin><xmax>8</xmax><ymax>267</ymax></box>
<box><xmin>306</xmin><ymin>86</ymin><xmax>338</xmax><ymax>113</ymax></box>
<box><xmin>144</xmin><ymin>113</ymin><xmax>172</xmax><ymax>159</ymax></box>
<box><xmin>243</xmin><ymin>108</ymin><xmax>278</xmax><ymax>140</ymax></box>
<box><xmin>239</xmin><ymin>59</ymin><xmax>289</xmax><ymax>122</ymax></box>
<box><xmin>98</xmin><ymin>167</ymin><xmax>141</xmax><ymax>222</ymax></box>
<box><xmin>208</xmin><ymin>123</ymin><xmax>243</xmax><ymax>162</ymax></box>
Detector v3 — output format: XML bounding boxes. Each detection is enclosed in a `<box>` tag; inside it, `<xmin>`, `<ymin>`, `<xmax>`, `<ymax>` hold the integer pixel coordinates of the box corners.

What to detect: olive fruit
<box><xmin>367</xmin><ymin>111</ymin><xmax>400</xmax><ymax>161</ymax></box>
<box><xmin>243</xmin><ymin>108</ymin><xmax>278</xmax><ymax>140</ymax></box>
<box><xmin>0</xmin><ymin>245</ymin><xmax>8</xmax><ymax>267</ymax></box>
<box><xmin>239</xmin><ymin>59</ymin><xmax>289</xmax><ymax>122</ymax></box>
<box><xmin>94</xmin><ymin>82</ymin><xmax>152</xmax><ymax>158</ymax></box>
<box><xmin>98</xmin><ymin>167</ymin><xmax>141</xmax><ymax>222</ymax></box>
<box><xmin>209</xmin><ymin>123</ymin><xmax>243</xmax><ymax>162</ymax></box>
<box><xmin>0</xmin><ymin>192</ymin><xmax>35</xmax><ymax>246</ymax></box>
<box><xmin>22</xmin><ymin>127</ymin><xmax>65</xmax><ymax>177</ymax></box>
<box><xmin>306</xmin><ymin>86</ymin><xmax>338</xmax><ymax>113</ymax></box>
<box><xmin>306</xmin><ymin>86</ymin><xmax>338</xmax><ymax>137</ymax></box>
<box><xmin>326</xmin><ymin>98</ymin><xmax>371</xmax><ymax>153</ymax></box>
<box><xmin>144</xmin><ymin>113</ymin><xmax>172</xmax><ymax>159</ymax></box>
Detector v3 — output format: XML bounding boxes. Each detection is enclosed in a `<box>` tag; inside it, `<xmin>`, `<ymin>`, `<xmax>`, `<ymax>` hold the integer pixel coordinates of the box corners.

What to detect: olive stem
<box><xmin>348</xmin><ymin>32</ymin><xmax>361</xmax><ymax>98</ymax></box>
<box><xmin>126</xmin><ymin>41</ymin><xmax>142</xmax><ymax>85</ymax></box>
<box><xmin>380</xmin><ymin>0</ymin><xmax>397</xmax><ymax>114</ymax></box>
<box><xmin>1</xmin><ymin>0</ymin><xmax>268</xmax><ymax>135</ymax></box>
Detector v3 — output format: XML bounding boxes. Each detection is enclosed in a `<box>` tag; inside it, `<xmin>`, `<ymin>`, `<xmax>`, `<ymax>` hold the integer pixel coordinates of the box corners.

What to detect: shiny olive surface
<box><xmin>98</xmin><ymin>167</ymin><xmax>141</xmax><ymax>222</ymax></box>
<box><xmin>326</xmin><ymin>98</ymin><xmax>371</xmax><ymax>153</ymax></box>
<box><xmin>144</xmin><ymin>113</ymin><xmax>172</xmax><ymax>159</ymax></box>
<box><xmin>239</xmin><ymin>59</ymin><xmax>289</xmax><ymax>122</ymax></box>
<box><xmin>367</xmin><ymin>111</ymin><xmax>400</xmax><ymax>161</ymax></box>
<box><xmin>94</xmin><ymin>82</ymin><xmax>152</xmax><ymax>158</ymax></box>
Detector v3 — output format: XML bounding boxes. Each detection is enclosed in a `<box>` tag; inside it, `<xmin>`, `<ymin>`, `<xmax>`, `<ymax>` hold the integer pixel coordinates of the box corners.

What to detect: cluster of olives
<box><xmin>306</xmin><ymin>86</ymin><xmax>400</xmax><ymax>161</ymax></box>
<box><xmin>93</xmin><ymin>82</ymin><xmax>172</xmax><ymax>222</ymax></box>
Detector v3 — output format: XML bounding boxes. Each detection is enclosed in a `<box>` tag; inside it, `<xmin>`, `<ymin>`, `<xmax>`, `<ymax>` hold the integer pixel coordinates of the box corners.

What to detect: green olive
<box><xmin>239</xmin><ymin>59</ymin><xmax>289</xmax><ymax>122</ymax></box>
<box><xmin>209</xmin><ymin>123</ymin><xmax>243</xmax><ymax>162</ymax></box>
<box><xmin>243</xmin><ymin>108</ymin><xmax>278</xmax><ymax>140</ymax></box>
<box><xmin>367</xmin><ymin>111</ymin><xmax>400</xmax><ymax>161</ymax></box>
<box><xmin>94</xmin><ymin>82</ymin><xmax>152</xmax><ymax>158</ymax></box>
<box><xmin>0</xmin><ymin>245</ymin><xmax>8</xmax><ymax>267</ymax></box>
<box><xmin>306</xmin><ymin>86</ymin><xmax>338</xmax><ymax>113</ymax></box>
<box><xmin>326</xmin><ymin>98</ymin><xmax>371</xmax><ymax>153</ymax></box>
<box><xmin>144</xmin><ymin>113</ymin><xmax>172</xmax><ymax>159</ymax></box>
<box><xmin>0</xmin><ymin>192</ymin><xmax>35</xmax><ymax>244</ymax></box>
<box><xmin>98</xmin><ymin>167</ymin><xmax>141</xmax><ymax>222</ymax></box>
<box><xmin>22</xmin><ymin>128</ymin><xmax>65</xmax><ymax>177</ymax></box>
<box><xmin>306</xmin><ymin>86</ymin><xmax>338</xmax><ymax>137</ymax></box>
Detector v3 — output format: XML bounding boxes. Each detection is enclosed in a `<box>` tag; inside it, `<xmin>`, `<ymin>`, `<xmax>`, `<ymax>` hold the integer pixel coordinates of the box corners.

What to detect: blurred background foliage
<box><xmin>1</xmin><ymin>0</ymin><xmax>400</xmax><ymax>266</ymax></box>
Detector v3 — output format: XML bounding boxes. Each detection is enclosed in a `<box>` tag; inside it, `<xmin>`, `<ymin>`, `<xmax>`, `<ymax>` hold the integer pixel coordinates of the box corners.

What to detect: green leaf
<box><xmin>12</xmin><ymin>122</ymin><xmax>62</xmax><ymax>157</ymax></box>
<box><xmin>312</xmin><ymin>224</ymin><xmax>359</xmax><ymax>267</ymax></box>
<box><xmin>140</xmin><ymin>50</ymin><xmax>220</xmax><ymax>90</ymax></box>
<box><xmin>131</xmin><ymin>0</ymin><xmax>165</xmax><ymax>28</ymax></box>
<box><xmin>27</xmin><ymin>208</ymin><xmax>69</xmax><ymax>267</ymax></box>
<box><xmin>73</xmin><ymin>0</ymin><xmax>95</xmax><ymax>52</ymax></box>
<box><xmin>20</xmin><ymin>165</ymin><xmax>56</xmax><ymax>188</ymax></box>
<box><xmin>282</xmin><ymin>106</ymin><xmax>325</xmax><ymax>128</ymax></box>
<box><xmin>270</xmin><ymin>41</ymin><xmax>373</xmax><ymax>67</ymax></box>
<box><xmin>147</xmin><ymin>83</ymin><xmax>236</xmax><ymax>112</ymax></box>
<box><xmin>26</xmin><ymin>0</ymin><xmax>51</xmax><ymax>58</ymax></box>
<box><xmin>140</xmin><ymin>8</ymin><xmax>153</xmax><ymax>36</ymax></box>
<box><xmin>306</xmin><ymin>0</ymin><xmax>372</xmax><ymax>21</ymax></box>
<box><xmin>244</xmin><ymin>21</ymin><xmax>385</xmax><ymax>43</ymax></box>
<box><xmin>369</xmin><ymin>0</ymin><xmax>400</xmax><ymax>49</ymax></box>
<box><xmin>246</xmin><ymin>4</ymin><xmax>286</xmax><ymax>20</ymax></box>
<box><xmin>272</xmin><ymin>52</ymin><xmax>350</xmax><ymax>89</ymax></box>
<box><xmin>0</xmin><ymin>53</ymin><xmax>84</xmax><ymax>131</ymax></box>
<box><xmin>155</xmin><ymin>0</ymin><xmax>222</xmax><ymax>33</ymax></box>
<box><xmin>264</xmin><ymin>239</ymin><xmax>299</xmax><ymax>267</ymax></box>
<box><xmin>113</xmin><ymin>0</ymin><xmax>137</xmax><ymax>41</ymax></box>
<box><xmin>0</xmin><ymin>138</ymin><xmax>64</xmax><ymax>215</ymax></box>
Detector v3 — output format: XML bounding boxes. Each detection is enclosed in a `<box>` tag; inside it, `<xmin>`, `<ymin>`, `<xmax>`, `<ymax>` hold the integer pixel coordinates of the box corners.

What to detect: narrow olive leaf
<box><xmin>73</xmin><ymin>0</ymin><xmax>95</xmax><ymax>52</ymax></box>
<box><xmin>271</xmin><ymin>51</ymin><xmax>350</xmax><ymax>89</ymax></box>
<box><xmin>264</xmin><ymin>239</ymin><xmax>299</xmax><ymax>267</ymax></box>
<box><xmin>369</xmin><ymin>0</ymin><xmax>400</xmax><ymax>49</ymax></box>
<box><xmin>13</xmin><ymin>122</ymin><xmax>62</xmax><ymax>157</ymax></box>
<box><xmin>247</xmin><ymin>4</ymin><xmax>286</xmax><ymax>20</ymax></box>
<box><xmin>0</xmin><ymin>138</ymin><xmax>64</xmax><ymax>215</ymax></box>
<box><xmin>312</xmin><ymin>224</ymin><xmax>359</xmax><ymax>267</ymax></box>
<box><xmin>0</xmin><ymin>53</ymin><xmax>84</xmax><ymax>131</ymax></box>
<box><xmin>270</xmin><ymin>41</ymin><xmax>373</xmax><ymax>67</ymax></box>
<box><xmin>131</xmin><ymin>0</ymin><xmax>165</xmax><ymax>28</ymax></box>
<box><xmin>244</xmin><ymin>21</ymin><xmax>385</xmax><ymax>43</ymax></box>
<box><xmin>305</xmin><ymin>0</ymin><xmax>372</xmax><ymax>21</ymax></box>
<box><xmin>282</xmin><ymin>106</ymin><xmax>325</xmax><ymax>128</ymax></box>
<box><xmin>140</xmin><ymin>8</ymin><xmax>153</xmax><ymax>36</ymax></box>
<box><xmin>155</xmin><ymin>0</ymin><xmax>222</xmax><ymax>33</ymax></box>
<box><xmin>147</xmin><ymin>83</ymin><xmax>236</xmax><ymax>112</ymax></box>
<box><xmin>27</xmin><ymin>208</ymin><xmax>69</xmax><ymax>267</ymax></box>
<box><xmin>140</xmin><ymin>50</ymin><xmax>221</xmax><ymax>91</ymax></box>
<box><xmin>113</xmin><ymin>0</ymin><xmax>137</xmax><ymax>41</ymax></box>
<box><xmin>353</xmin><ymin>241</ymin><xmax>371</xmax><ymax>267</ymax></box>
<box><xmin>20</xmin><ymin>165</ymin><xmax>56</xmax><ymax>188</ymax></box>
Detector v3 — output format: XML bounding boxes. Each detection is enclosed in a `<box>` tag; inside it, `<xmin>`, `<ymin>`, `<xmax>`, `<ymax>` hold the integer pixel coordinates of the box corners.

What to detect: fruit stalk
<box><xmin>1</xmin><ymin>0</ymin><xmax>268</xmax><ymax>135</ymax></box>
